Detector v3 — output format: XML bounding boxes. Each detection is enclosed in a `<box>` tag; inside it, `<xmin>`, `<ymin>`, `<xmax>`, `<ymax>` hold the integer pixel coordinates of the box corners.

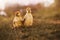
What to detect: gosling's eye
<box><xmin>16</xmin><ymin>14</ymin><xmax>19</xmax><ymax>16</ymax></box>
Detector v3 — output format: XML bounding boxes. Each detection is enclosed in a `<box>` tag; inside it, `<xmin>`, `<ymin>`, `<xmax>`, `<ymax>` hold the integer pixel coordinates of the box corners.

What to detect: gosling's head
<box><xmin>26</xmin><ymin>7</ymin><xmax>31</xmax><ymax>13</ymax></box>
<box><xmin>15</xmin><ymin>11</ymin><xmax>21</xmax><ymax>17</ymax></box>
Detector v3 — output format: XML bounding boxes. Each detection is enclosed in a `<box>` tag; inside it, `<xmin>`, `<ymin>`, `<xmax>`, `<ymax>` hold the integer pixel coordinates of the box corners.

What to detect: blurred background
<box><xmin>0</xmin><ymin>0</ymin><xmax>60</xmax><ymax>40</ymax></box>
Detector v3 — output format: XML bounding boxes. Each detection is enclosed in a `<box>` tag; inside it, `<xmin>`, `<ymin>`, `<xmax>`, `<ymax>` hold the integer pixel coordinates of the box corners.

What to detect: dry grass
<box><xmin>0</xmin><ymin>17</ymin><xmax>60</xmax><ymax>40</ymax></box>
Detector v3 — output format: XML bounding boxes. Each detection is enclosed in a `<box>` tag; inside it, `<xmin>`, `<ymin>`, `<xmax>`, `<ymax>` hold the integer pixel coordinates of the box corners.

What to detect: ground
<box><xmin>0</xmin><ymin>19</ymin><xmax>60</xmax><ymax>40</ymax></box>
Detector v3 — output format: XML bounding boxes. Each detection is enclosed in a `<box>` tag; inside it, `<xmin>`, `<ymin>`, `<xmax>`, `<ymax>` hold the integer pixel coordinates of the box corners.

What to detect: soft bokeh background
<box><xmin>0</xmin><ymin>0</ymin><xmax>60</xmax><ymax>40</ymax></box>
